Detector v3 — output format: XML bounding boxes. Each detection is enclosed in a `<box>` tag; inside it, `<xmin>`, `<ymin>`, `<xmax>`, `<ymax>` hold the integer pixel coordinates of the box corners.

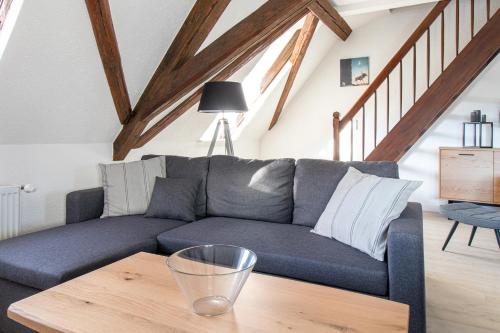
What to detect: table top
<box><xmin>8</xmin><ymin>252</ymin><xmax>408</xmax><ymax>333</ymax></box>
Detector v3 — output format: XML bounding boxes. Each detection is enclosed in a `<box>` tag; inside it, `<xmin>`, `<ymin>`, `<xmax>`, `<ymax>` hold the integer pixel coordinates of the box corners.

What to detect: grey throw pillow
<box><xmin>145</xmin><ymin>177</ymin><xmax>199</xmax><ymax>222</ymax></box>
<box><xmin>142</xmin><ymin>155</ymin><xmax>210</xmax><ymax>218</ymax></box>
<box><xmin>312</xmin><ymin>167</ymin><xmax>421</xmax><ymax>261</ymax></box>
<box><xmin>100</xmin><ymin>157</ymin><xmax>166</xmax><ymax>218</ymax></box>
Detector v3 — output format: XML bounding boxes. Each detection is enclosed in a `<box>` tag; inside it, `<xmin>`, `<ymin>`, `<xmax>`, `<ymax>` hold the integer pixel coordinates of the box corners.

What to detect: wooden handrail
<box><xmin>339</xmin><ymin>0</ymin><xmax>450</xmax><ymax>130</ymax></box>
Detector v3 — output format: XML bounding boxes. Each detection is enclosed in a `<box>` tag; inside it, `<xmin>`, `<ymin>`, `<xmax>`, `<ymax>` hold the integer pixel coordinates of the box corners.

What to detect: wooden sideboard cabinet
<box><xmin>440</xmin><ymin>147</ymin><xmax>500</xmax><ymax>204</ymax></box>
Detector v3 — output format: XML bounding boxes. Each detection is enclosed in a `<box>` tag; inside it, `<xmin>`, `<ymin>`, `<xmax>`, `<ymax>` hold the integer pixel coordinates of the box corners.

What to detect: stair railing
<box><xmin>332</xmin><ymin>0</ymin><xmax>494</xmax><ymax>161</ymax></box>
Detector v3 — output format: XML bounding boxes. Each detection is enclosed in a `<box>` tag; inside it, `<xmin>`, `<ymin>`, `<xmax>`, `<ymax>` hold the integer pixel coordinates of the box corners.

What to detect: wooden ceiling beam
<box><xmin>308</xmin><ymin>0</ymin><xmax>351</xmax><ymax>40</ymax></box>
<box><xmin>113</xmin><ymin>0</ymin><xmax>310</xmax><ymax>160</ymax></box>
<box><xmin>85</xmin><ymin>0</ymin><xmax>132</xmax><ymax>124</ymax></box>
<box><xmin>135</xmin><ymin>0</ymin><xmax>230</xmax><ymax>121</ymax></box>
<box><xmin>136</xmin><ymin>0</ymin><xmax>312</xmax><ymax>123</ymax></box>
<box><xmin>269</xmin><ymin>13</ymin><xmax>318</xmax><ymax>130</ymax></box>
<box><xmin>134</xmin><ymin>14</ymin><xmax>307</xmax><ymax>149</ymax></box>
<box><xmin>260</xmin><ymin>29</ymin><xmax>301</xmax><ymax>94</ymax></box>
<box><xmin>112</xmin><ymin>0</ymin><xmax>232</xmax><ymax>160</ymax></box>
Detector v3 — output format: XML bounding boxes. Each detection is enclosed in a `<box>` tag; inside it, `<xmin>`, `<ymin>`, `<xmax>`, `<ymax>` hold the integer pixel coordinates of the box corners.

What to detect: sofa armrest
<box><xmin>387</xmin><ymin>202</ymin><xmax>426</xmax><ymax>333</ymax></box>
<box><xmin>66</xmin><ymin>187</ymin><xmax>104</xmax><ymax>224</ymax></box>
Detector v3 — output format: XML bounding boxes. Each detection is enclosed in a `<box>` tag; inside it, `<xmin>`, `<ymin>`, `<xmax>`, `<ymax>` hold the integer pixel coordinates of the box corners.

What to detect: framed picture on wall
<box><xmin>340</xmin><ymin>57</ymin><xmax>369</xmax><ymax>87</ymax></box>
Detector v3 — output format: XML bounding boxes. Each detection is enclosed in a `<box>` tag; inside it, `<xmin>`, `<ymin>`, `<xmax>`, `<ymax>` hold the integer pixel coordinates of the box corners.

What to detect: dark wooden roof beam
<box><xmin>308</xmin><ymin>0</ymin><xmax>351</xmax><ymax>40</ymax></box>
<box><xmin>134</xmin><ymin>0</ymin><xmax>231</xmax><ymax>122</ymax></box>
<box><xmin>136</xmin><ymin>0</ymin><xmax>313</xmax><ymax>124</ymax></box>
<box><xmin>133</xmin><ymin>13</ymin><xmax>308</xmax><ymax>149</ymax></box>
<box><xmin>260</xmin><ymin>29</ymin><xmax>301</xmax><ymax>94</ymax></box>
<box><xmin>114</xmin><ymin>0</ymin><xmax>310</xmax><ymax>160</ymax></box>
<box><xmin>85</xmin><ymin>0</ymin><xmax>132</xmax><ymax>124</ymax></box>
<box><xmin>268</xmin><ymin>13</ymin><xmax>318</xmax><ymax>130</ymax></box>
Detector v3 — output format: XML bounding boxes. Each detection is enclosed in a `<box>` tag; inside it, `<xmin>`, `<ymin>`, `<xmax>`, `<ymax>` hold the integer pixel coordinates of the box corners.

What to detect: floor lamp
<box><xmin>198</xmin><ymin>81</ymin><xmax>248</xmax><ymax>156</ymax></box>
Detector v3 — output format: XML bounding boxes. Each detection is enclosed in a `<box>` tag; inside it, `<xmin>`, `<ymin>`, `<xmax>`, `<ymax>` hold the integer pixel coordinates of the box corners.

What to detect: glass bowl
<box><xmin>166</xmin><ymin>244</ymin><xmax>257</xmax><ymax>316</ymax></box>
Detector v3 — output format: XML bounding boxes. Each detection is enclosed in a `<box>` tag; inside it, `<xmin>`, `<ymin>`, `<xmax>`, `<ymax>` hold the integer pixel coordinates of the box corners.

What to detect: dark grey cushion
<box><xmin>145</xmin><ymin>177</ymin><xmax>199</xmax><ymax>222</ymax></box>
<box><xmin>293</xmin><ymin>159</ymin><xmax>399</xmax><ymax>227</ymax></box>
<box><xmin>0</xmin><ymin>216</ymin><xmax>185</xmax><ymax>290</ymax></box>
<box><xmin>142</xmin><ymin>155</ymin><xmax>209</xmax><ymax>218</ymax></box>
<box><xmin>157</xmin><ymin>217</ymin><xmax>388</xmax><ymax>296</ymax></box>
<box><xmin>66</xmin><ymin>187</ymin><xmax>104</xmax><ymax>224</ymax></box>
<box><xmin>207</xmin><ymin>156</ymin><xmax>295</xmax><ymax>223</ymax></box>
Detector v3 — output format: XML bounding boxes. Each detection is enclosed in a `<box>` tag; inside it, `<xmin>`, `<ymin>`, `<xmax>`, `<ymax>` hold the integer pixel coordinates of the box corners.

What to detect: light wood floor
<box><xmin>424</xmin><ymin>212</ymin><xmax>500</xmax><ymax>333</ymax></box>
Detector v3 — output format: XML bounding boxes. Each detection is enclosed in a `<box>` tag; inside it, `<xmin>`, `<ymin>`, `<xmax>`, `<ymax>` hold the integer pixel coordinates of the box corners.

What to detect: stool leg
<box><xmin>468</xmin><ymin>226</ymin><xmax>477</xmax><ymax>246</ymax></box>
<box><xmin>442</xmin><ymin>221</ymin><xmax>459</xmax><ymax>251</ymax></box>
<box><xmin>495</xmin><ymin>230</ymin><xmax>500</xmax><ymax>249</ymax></box>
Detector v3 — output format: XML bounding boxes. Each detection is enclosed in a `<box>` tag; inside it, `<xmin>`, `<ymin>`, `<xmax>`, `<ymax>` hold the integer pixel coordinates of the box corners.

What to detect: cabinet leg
<box><xmin>442</xmin><ymin>221</ymin><xmax>459</xmax><ymax>251</ymax></box>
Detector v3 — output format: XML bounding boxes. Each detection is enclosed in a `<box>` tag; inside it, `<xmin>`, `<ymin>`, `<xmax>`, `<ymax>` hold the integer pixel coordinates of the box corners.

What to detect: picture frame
<box><xmin>340</xmin><ymin>57</ymin><xmax>369</xmax><ymax>87</ymax></box>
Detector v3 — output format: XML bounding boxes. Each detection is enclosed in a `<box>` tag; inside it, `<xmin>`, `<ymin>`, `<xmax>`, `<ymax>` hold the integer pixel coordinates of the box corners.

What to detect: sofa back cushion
<box><xmin>207</xmin><ymin>156</ymin><xmax>295</xmax><ymax>223</ymax></box>
<box><xmin>142</xmin><ymin>155</ymin><xmax>209</xmax><ymax>218</ymax></box>
<box><xmin>293</xmin><ymin>159</ymin><xmax>399</xmax><ymax>227</ymax></box>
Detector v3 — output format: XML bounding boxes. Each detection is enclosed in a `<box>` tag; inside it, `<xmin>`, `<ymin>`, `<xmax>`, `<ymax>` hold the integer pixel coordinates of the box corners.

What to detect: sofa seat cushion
<box><xmin>157</xmin><ymin>217</ymin><xmax>388</xmax><ymax>296</ymax></box>
<box><xmin>0</xmin><ymin>216</ymin><xmax>185</xmax><ymax>290</ymax></box>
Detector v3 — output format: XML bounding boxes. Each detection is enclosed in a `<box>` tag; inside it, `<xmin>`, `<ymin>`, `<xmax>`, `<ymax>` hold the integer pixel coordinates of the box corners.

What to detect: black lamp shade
<box><xmin>198</xmin><ymin>81</ymin><xmax>248</xmax><ymax>113</ymax></box>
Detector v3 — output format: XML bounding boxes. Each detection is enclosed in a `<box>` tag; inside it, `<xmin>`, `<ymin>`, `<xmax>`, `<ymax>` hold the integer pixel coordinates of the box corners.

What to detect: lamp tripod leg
<box><xmin>223</xmin><ymin>119</ymin><xmax>234</xmax><ymax>156</ymax></box>
<box><xmin>208</xmin><ymin>119</ymin><xmax>222</xmax><ymax>157</ymax></box>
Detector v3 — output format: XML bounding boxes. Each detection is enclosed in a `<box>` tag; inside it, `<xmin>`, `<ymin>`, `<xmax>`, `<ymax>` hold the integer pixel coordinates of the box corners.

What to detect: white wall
<box><xmin>0</xmin><ymin>144</ymin><xmax>112</xmax><ymax>233</ymax></box>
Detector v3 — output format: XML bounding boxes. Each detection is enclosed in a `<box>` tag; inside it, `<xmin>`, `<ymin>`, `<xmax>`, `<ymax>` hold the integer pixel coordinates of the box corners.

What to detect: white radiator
<box><xmin>0</xmin><ymin>185</ymin><xmax>20</xmax><ymax>240</ymax></box>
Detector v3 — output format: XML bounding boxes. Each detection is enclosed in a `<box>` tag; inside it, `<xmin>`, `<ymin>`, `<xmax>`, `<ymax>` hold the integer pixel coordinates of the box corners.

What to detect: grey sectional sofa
<box><xmin>0</xmin><ymin>156</ymin><xmax>425</xmax><ymax>333</ymax></box>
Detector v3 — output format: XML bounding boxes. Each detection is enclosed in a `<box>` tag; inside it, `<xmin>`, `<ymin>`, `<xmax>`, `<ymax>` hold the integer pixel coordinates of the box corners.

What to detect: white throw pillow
<box><xmin>312</xmin><ymin>167</ymin><xmax>421</xmax><ymax>261</ymax></box>
<box><xmin>99</xmin><ymin>157</ymin><xmax>166</xmax><ymax>218</ymax></box>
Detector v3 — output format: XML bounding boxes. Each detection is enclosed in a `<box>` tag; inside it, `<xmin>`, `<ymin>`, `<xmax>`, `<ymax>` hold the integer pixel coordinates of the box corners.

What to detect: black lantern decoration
<box><xmin>463</xmin><ymin>111</ymin><xmax>493</xmax><ymax>148</ymax></box>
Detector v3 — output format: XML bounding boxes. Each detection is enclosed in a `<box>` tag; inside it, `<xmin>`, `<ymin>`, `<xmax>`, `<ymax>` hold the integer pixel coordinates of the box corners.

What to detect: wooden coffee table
<box><xmin>8</xmin><ymin>252</ymin><xmax>408</xmax><ymax>332</ymax></box>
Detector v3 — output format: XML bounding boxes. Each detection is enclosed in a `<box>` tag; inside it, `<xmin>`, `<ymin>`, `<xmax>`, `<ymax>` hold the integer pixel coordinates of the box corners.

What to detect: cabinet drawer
<box><xmin>440</xmin><ymin>149</ymin><xmax>493</xmax><ymax>202</ymax></box>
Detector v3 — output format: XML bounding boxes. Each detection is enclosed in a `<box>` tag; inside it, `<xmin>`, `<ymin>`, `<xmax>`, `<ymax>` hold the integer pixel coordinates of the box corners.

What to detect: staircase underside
<box><xmin>366</xmin><ymin>9</ymin><xmax>500</xmax><ymax>162</ymax></box>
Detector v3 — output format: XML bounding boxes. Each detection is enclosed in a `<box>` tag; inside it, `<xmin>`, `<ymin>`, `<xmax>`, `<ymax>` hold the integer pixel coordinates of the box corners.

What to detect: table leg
<box><xmin>468</xmin><ymin>226</ymin><xmax>477</xmax><ymax>246</ymax></box>
<box><xmin>442</xmin><ymin>221</ymin><xmax>459</xmax><ymax>251</ymax></box>
<box><xmin>495</xmin><ymin>229</ymin><xmax>500</xmax><ymax>249</ymax></box>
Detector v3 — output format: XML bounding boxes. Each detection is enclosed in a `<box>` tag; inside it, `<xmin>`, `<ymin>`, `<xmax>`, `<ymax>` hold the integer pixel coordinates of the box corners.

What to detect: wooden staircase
<box><xmin>332</xmin><ymin>0</ymin><xmax>500</xmax><ymax>161</ymax></box>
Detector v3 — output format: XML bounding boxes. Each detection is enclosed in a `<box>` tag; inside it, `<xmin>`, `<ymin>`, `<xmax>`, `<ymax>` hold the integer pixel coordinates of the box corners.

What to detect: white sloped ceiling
<box><xmin>0</xmin><ymin>0</ymin><xmax>122</xmax><ymax>144</ymax></box>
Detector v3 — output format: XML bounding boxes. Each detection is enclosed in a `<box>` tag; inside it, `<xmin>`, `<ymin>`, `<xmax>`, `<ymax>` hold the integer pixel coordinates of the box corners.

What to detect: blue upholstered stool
<box><xmin>439</xmin><ymin>202</ymin><xmax>500</xmax><ymax>251</ymax></box>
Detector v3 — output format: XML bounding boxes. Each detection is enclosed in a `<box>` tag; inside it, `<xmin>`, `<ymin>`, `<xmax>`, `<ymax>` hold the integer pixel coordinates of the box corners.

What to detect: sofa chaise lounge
<box><xmin>0</xmin><ymin>155</ymin><xmax>425</xmax><ymax>333</ymax></box>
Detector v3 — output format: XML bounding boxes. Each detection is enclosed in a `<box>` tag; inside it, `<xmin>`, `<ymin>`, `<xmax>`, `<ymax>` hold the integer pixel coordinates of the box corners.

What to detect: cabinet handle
<box><xmin>458</xmin><ymin>153</ymin><xmax>475</xmax><ymax>156</ymax></box>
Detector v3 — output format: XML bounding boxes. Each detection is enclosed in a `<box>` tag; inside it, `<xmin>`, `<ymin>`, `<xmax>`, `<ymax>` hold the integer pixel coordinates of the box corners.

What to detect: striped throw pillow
<box><xmin>312</xmin><ymin>167</ymin><xmax>421</xmax><ymax>261</ymax></box>
<box><xmin>99</xmin><ymin>157</ymin><xmax>166</xmax><ymax>218</ymax></box>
